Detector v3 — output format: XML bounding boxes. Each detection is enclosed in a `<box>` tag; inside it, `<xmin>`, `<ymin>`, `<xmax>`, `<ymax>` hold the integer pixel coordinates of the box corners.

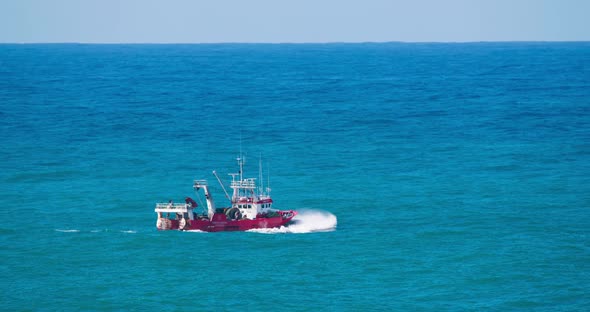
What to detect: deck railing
<box><xmin>155</xmin><ymin>203</ymin><xmax>191</xmax><ymax>211</ymax></box>
<box><xmin>193</xmin><ymin>180</ymin><xmax>208</xmax><ymax>187</ymax></box>
<box><xmin>230</xmin><ymin>178</ymin><xmax>256</xmax><ymax>189</ymax></box>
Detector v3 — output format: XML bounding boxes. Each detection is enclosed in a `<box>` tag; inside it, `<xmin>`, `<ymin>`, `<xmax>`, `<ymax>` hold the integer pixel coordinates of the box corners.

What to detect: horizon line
<box><xmin>2</xmin><ymin>40</ymin><xmax>590</xmax><ymax>45</ymax></box>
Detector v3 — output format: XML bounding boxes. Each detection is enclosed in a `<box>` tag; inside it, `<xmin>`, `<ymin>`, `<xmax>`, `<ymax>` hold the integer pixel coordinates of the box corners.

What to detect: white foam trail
<box><xmin>185</xmin><ymin>229</ymin><xmax>206</xmax><ymax>233</ymax></box>
<box><xmin>249</xmin><ymin>209</ymin><xmax>337</xmax><ymax>234</ymax></box>
<box><xmin>56</xmin><ymin>229</ymin><xmax>138</xmax><ymax>233</ymax></box>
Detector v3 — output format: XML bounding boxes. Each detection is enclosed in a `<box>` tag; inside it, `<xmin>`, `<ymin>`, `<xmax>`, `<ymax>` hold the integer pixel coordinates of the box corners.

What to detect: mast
<box><xmin>237</xmin><ymin>154</ymin><xmax>245</xmax><ymax>183</ymax></box>
<box><xmin>229</xmin><ymin>173</ymin><xmax>239</xmax><ymax>201</ymax></box>
<box><xmin>259</xmin><ymin>154</ymin><xmax>263</xmax><ymax>197</ymax></box>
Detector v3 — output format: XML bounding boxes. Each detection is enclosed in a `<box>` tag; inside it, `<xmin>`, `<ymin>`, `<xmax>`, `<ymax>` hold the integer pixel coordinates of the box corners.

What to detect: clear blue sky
<box><xmin>2</xmin><ymin>0</ymin><xmax>589</xmax><ymax>43</ymax></box>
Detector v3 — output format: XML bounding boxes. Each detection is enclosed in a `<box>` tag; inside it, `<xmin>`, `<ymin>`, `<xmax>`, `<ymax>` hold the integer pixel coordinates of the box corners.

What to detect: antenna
<box><xmin>237</xmin><ymin>154</ymin><xmax>245</xmax><ymax>182</ymax></box>
<box><xmin>266</xmin><ymin>161</ymin><xmax>271</xmax><ymax>195</ymax></box>
<box><xmin>239</xmin><ymin>131</ymin><xmax>243</xmax><ymax>161</ymax></box>
<box><xmin>238</xmin><ymin>132</ymin><xmax>245</xmax><ymax>182</ymax></box>
<box><xmin>259</xmin><ymin>154</ymin><xmax>263</xmax><ymax>196</ymax></box>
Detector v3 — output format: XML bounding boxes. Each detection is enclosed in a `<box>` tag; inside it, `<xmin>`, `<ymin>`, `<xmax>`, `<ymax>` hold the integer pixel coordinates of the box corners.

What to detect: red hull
<box><xmin>157</xmin><ymin>211</ymin><xmax>297</xmax><ymax>232</ymax></box>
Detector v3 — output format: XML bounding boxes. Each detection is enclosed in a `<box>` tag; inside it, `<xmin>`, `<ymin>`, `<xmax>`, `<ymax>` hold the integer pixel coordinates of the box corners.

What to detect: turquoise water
<box><xmin>1</xmin><ymin>43</ymin><xmax>589</xmax><ymax>311</ymax></box>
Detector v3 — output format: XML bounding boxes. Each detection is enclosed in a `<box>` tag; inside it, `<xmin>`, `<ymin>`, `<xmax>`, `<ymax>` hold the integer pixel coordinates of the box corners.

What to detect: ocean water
<box><xmin>1</xmin><ymin>42</ymin><xmax>589</xmax><ymax>311</ymax></box>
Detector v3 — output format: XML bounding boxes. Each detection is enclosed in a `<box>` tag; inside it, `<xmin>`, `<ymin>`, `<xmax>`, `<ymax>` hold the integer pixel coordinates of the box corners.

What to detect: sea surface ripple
<box><xmin>1</xmin><ymin>42</ymin><xmax>589</xmax><ymax>311</ymax></box>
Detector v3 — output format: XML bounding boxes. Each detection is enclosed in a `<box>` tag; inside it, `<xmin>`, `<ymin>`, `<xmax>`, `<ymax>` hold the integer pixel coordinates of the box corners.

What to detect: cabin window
<box><xmin>247</xmin><ymin>205</ymin><xmax>252</xmax><ymax>209</ymax></box>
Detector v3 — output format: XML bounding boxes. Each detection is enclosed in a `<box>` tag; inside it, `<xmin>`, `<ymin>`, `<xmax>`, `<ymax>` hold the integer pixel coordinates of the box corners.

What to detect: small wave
<box><xmin>55</xmin><ymin>229</ymin><xmax>80</xmax><ymax>233</ymax></box>
<box><xmin>120</xmin><ymin>230</ymin><xmax>137</xmax><ymax>234</ymax></box>
<box><xmin>248</xmin><ymin>209</ymin><xmax>337</xmax><ymax>234</ymax></box>
<box><xmin>0</xmin><ymin>228</ymin><xmax>16</xmax><ymax>234</ymax></box>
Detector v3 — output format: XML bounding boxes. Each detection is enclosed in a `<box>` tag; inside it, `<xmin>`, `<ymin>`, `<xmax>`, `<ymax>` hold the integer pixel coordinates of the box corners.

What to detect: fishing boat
<box><xmin>155</xmin><ymin>155</ymin><xmax>297</xmax><ymax>232</ymax></box>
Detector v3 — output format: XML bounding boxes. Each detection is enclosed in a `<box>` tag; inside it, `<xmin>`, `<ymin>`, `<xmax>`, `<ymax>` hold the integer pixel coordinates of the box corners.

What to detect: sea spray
<box><xmin>248</xmin><ymin>209</ymin><xmax>337</xmax><ymax>234</ymax></box>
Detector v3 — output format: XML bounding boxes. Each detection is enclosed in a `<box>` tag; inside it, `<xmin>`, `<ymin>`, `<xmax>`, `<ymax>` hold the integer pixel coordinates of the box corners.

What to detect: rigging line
<box><xmin>213</xmin><ymin>170</ymin><xmax>231</xmax><ymax>201</ymax></box>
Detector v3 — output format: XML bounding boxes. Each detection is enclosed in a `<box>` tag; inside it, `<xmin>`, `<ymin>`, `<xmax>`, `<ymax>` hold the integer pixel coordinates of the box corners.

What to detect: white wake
<box><xmin>248</xmin><ymin>209</ymin><xmax>337</xmax><ymax>234</ymax></box>
<box><xmin>55</xmin><ymin>229</ymin><xmax>137</xmax><ymax>233</ymax></box>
